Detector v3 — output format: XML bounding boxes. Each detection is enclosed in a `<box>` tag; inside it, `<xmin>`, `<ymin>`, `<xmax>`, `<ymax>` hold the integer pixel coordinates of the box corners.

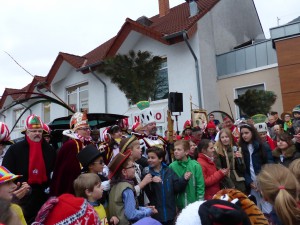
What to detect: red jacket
<box><xmin>197</xmin><ymin>153</ymin><xmax>225</xmax><ymax>200</ymax></box>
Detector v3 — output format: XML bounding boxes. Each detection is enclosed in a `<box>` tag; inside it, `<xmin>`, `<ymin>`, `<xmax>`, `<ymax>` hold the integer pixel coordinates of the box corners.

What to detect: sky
<box><xmin>1</xmin><ymin>0</ymin><xmax>300</xmax><ymax>95</ymax></box>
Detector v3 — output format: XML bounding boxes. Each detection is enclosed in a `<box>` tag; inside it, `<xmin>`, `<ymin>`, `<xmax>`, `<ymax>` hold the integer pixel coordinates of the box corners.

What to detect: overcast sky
<box><xmin>1</xmin><ymin>0</ymin><xmax>300</xmax><ymax>95</ymax></box>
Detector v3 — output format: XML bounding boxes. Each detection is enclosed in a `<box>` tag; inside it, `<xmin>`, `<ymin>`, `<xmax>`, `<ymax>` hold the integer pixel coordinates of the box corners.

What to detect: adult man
<box><xmin>50</xmin><ymin>111</ymin><xmax>92</xmax><ymax>196</ymax></box>
<box><xmin>216</xmin><ymin>116</ymin><xmax>239</xmax><ymax>143</ymax></box>
<box><xmin>270</xmin><ymin>111</ymin><xmax>284</xmax><ymax>127</ymax></box>
<box><xmin>208</xmin><ymin>113</ymin><xmax>220</xmax><ymax>126</ymax></box>
<box><xmin>3</xmin><ymin>115</ymin><xmax>56</xmax><ymax>223</ymax></box>
<box><xmin>133</xmin><ymin>101</ymin><xmax>167</xmax><ymax>164</ymax></box>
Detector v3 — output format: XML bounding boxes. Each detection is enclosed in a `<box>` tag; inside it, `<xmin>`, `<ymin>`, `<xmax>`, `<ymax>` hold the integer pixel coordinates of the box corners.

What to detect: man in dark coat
<box><xmin>3</xmin><ymin>114</ymin><xmax>56</xmax><ymax>223</ymax></box>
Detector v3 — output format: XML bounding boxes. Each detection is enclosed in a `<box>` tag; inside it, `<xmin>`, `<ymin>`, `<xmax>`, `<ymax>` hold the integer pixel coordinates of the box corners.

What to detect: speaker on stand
<box><xmin>168</xmin><ymin>92</ymin><xmax>183</xmax><ymax>134</ymax></box>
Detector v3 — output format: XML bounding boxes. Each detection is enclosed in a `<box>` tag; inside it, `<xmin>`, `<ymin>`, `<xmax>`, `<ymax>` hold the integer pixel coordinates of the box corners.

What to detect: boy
<box><xmin>169</xmin><ymin>140</ymin><xmax>205</xmax><ymax>210</ymax></box>
<box><xmin>145</xmin><ymin>147</ymin><xmax>190</xmax><ymax>225</ymax></box>
<box><xmin>0</xmin><ymin>166</ymin><xmax>26</xmax><ymax>225</ymax></box>
<box><xmin>119</xmin><ymin>136</ymin><xmax>152</xmax><ymax>206</ymax></box>
<box><xmin>74</xmin><ymin>173</ymin><xmax>118</xmax><ymax>225</ymax></box>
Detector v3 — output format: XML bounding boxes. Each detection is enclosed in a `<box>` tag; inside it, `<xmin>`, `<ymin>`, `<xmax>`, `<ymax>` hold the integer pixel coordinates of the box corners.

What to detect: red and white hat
<box><xmin>0</xmin><ymin>122</ymin><xmax>12</xmax><ymax>145</ymax></box>
<box><xmin>183</xmin><ymin>120</ymin><xmax>192</xmax><ymax>131</ymax></box>
<box><xmin>131</xmin><ymin>122</ymin><xmax>142</xmax><ymax>133</ymax></box>
<box><xmin>34</xmin><ymin>194</ymin><xmax>100</xmax><ymax>225</ymax></box>
<box><xmin>25</xmin><ymin>114</ymin><xmax>43</xmax><ymax>130</ymax></box>
<box><xmin>70</xmin><ymin>111</ymin><xmax>89</xmax><ymax>131</ymax></box>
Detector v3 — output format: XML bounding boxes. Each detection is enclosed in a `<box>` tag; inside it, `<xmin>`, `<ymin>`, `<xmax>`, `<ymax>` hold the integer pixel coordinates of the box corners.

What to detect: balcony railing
<box><xmin>270</xmin><ymin>21</ymin><xmax>300</xmax><ymax>39</ymax></box>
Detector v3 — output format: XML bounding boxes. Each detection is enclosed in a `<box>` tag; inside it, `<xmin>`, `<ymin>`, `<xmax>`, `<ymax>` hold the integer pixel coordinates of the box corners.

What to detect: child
<box><xmin>215</xmin><ymin>128</ymin><xmax>246</xmax><ymax>193</ymax></box>
<box><xmin>108</xmin><ymin>152</ymin><xmax>158</xmax><ymax>225</ymax></box>
<box><xmin>257</xmin><ymin>164</ymin><xmax>300</xmax><ymax>225</ymax></box>
<box><xmin>0</xmin><ymin>166</ymin><xmax>27</xmax><ymax>225</ymax></box>
<box><xmin>77</xmin><ymin>144</ymin><xmax>110</xmax><ymax>206</ymax></box>
<box><xmin>145</xmin><ymin>146</ymin><xmax>190</xmax><ymax>225</ymax></box>
<box><xmin>119</xmin><ymin>136</ymin><xmax>152</xmax><ymax>206</ymax></box>
<box><xmin>73</xmin><ymin>173</ymin><xmax>118</xmax><ymax>225</ymax></box>
<box><xmin>188</xmin><ymin>140</ymin><xmax>197</xmax><ymax>159</ymax></box>
<box><xmin>169</xmin><ymin>140</ymin><xmax>205</xmax><ymax>210</ymax></box>
<box><xmin>195</xmin><ymin>139</ymin><xmax>228</xmax><ymax>200</ymax></box>
<box><xmin>272</xmin><ymin>132</ymin><xmax>300</xmax><ymax>167</ymax></box>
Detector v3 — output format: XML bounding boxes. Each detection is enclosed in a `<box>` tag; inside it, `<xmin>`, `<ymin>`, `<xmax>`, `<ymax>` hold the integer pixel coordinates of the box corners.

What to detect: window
<box><xmin>43</xmin><ymin>102</ymin><xmax>51</xmax><ymax>124</ymax></box>
<box><xmin>14</xmin><ymin>108</ymin><xmax>25</xmax><ymax>128</ymax></box>
<box><xmin>67</xmin><ymin>82</ymin><xmax>88</xmax><ymax>114</ymax></box>
<box><xmin>235</xmin><ymin>84</ymin><xmax>265</xmax><ymax>118</ymax></box>
<box><xmin>152</xmin><ymin>58</ymin><xmax>169</xmax><ymax>101</ymax></box>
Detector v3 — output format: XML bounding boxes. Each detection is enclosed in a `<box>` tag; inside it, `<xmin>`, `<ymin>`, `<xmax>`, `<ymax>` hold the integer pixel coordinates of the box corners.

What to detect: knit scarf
<box><xmin>26</xmin><ymin>136</ymin><xmax>47</xmax><ymax>185</ymax></box>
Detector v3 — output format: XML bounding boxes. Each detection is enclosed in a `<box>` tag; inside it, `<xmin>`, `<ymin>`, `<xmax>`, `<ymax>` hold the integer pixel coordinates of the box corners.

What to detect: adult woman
<box><xmin>238</xmin><ymin>124</ymin><xmax>273</xmax><ymax>213</ymax></box>
<box><xmin>215</xmin><ymin>128</ymin><xmax>246</xmax><ymax>193</ymax></box>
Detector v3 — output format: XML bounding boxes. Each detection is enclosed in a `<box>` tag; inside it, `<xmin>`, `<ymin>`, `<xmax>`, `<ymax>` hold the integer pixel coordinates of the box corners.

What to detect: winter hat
<box><xmin>0</xmin><ymin>122</ymin><xmax>13</xmax><ymax>145</ymax></box>
<box><xmin>0</xmin><ymin>166</ymin><xmax>22</xmax><ymax>184</ymax></box>
<box><xmin>34</xmin><ymin>193</ymin><xmax>100</xmax><ymax>225</ymax></box>
<box><xmin>183</xmin><ymin>120</ymin><xmax>192</xmax><ymax>131</ymax></box>
<box><xmin>254</xmin><ymin>122</ymin><xmax>268</xmax><ymax>133</ymax></box>
<box><xmin>77</xmin><ymin>144</ymin><xmax>104</xmax><ymax>169</ymax></box>
<box><xmin>206</xmin><ymin>121</ymin><xmax>216</xmax><ymax>129</ymax></box>
<box><xmin>198</xmin><ymin>199</ymin><xmax>251</xmax><ymax>225</ymax></box>
<box><xmin>70</xmin><ymin>111</ymin><xmax>89</xmax><ymax>131</ymax></box>
<box><xmin>176</xmin><ymin>199</ymin><xmax>251</xmax><ymax>225</ymax></box>
<box><xmin>213</xmin><ymin>189</ymin><xmax>268</xmax><ymax>225</ymax></box>
<box><xmin>118</xmin><ymin>118</ymin><xmax>129</xmax><ymax>131</ymax></box>
<box><xmin>108</xmin><ymin>152</ymin><xmax>131</xmax><ymax>179</ymax></box>
<box><xmin>137</xmin><ymin>101</ymin><xmax>155</xmax><ymax>127</ymax></box>
<box><xmin>292</xmin><ymin>104</ymin><xmax>300</xmax><ymax>114</ymax></box>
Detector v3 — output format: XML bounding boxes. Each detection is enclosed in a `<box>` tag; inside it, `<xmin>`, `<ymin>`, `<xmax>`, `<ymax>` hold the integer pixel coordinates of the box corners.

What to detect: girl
<box><xmin>272</xmin><ymin>132</ymin><xmax>300</xmax><ymax>167</ymax></box>
<box><xmin>257</xmin><ymin>164</ymin><xmax>300</xmax><ymax>225</ymax></box>
<box><xmin>108</xmin><ymin>152</ymin><xmax>158</xmax><ymax>225</ymax></box>
<box><xmin>188</xmin><ymin>140</ymin><xmax>197</xmax><ymax>159</ymax></box>
<box><xmin>195</xmin><ymin>139</ymin><xmax>228</xmax><ymax>200</ymax></box>
<box><xmin>214</xmin><ymin>128</ymin><xmax>246</xmax><ymax>193</ymax></box>
<box><xmin>145</xmin><ymin>147</ymin><xmax>189</xmax><ymax>225</ymax></box>
<box><xmin>238</xmin><ymin>123</ymin><xmax>273</xmax><ymax>214</ymax></box>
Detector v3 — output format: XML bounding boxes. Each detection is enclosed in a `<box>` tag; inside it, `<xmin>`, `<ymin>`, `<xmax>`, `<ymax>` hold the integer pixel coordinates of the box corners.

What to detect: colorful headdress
<box><xmin>137</xmin><ymin>101</ymin><xmax>155</xmax><ymax>127</ymax></box>
<box><xmin>0</xmin><ymin>166</ymin><xmax>22</xmax><ymax>184</ymax></box>
<box><xmin>25</xmin><ymin>114</ymin><xmax>43</xmax><ymax>130</ymax></box>
<box><xmin>183</xmin><ymin>120</ymin><xmax>192</xmax><ymax>131</ymax></box>
<box><xmin>0</xmin><ymin>122</ymin><xmax>13</xmax><ymax>145</ymax></box>
<box><xmin>70</xmin><ymin>111</ymin><xmax>89</xmax><ymax>131</ymax></box>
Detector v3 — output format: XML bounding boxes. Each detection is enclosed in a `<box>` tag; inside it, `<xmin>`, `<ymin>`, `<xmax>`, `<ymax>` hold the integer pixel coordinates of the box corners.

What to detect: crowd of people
<box><xmin>0</xmin><ymin>103</ymin><xmax>300</xmax><ymax>225</ymax></box>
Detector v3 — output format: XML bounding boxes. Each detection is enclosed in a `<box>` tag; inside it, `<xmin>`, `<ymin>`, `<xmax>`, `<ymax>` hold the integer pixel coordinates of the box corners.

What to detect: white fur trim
<box><xmin>176</xmin><ymin>200</ymin><xmax>205</xmax><ymax>225</ymax></box>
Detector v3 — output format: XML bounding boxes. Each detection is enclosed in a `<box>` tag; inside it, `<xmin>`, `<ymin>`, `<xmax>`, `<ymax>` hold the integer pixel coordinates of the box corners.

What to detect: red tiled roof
<box><xmin>81</xmin><ymin>0</ymin><xmax>219</xmax><ymax>70</ymax></box>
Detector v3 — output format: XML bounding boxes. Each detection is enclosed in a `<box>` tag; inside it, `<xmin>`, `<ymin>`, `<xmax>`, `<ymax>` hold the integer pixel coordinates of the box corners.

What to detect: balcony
<box><xmin>270</xmin><ymin>21</ymin><xmax>300</xmax><ymax>39</ymax></box>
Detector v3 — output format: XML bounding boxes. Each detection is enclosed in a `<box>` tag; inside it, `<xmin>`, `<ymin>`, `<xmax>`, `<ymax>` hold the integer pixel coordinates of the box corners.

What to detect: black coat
<box><xmin>272</xmin><ymin>144</ymin><xmax>300</xmax><ymax>168</ymax></box>
<box><xmin>2</xmin><ymin>138</ymin><xmax>56</xmax><ymax>223</ymax></box>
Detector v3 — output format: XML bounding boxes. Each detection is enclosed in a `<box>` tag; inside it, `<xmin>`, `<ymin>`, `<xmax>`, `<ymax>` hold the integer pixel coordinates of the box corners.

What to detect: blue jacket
<box><xmin>144</xmin><ymin>163</ymin><xmax>187</xmax><ymax>223</ymax></box>
<box><xmin>241</xmin><ymin>141</ymin><xmax>273</xmax><ymax>187</ymax></box>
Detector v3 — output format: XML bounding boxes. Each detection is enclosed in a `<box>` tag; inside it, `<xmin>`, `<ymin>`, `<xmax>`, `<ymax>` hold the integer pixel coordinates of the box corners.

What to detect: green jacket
<box><xmin>169</xmin><ymin>158</ymin><xmax>205</xmax><ymax>209</ymax></box>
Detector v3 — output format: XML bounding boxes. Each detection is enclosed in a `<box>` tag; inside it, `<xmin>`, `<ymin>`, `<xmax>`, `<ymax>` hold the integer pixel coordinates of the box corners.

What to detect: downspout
<box><xmin>182</xmin><ymin>31</ymin><xmax>203</xmax><ymax>108</ymax></box>
<box><xmin>89</xmin><ymin>67</ymin><xmax>108</xmax><ymax>113</ymax></box>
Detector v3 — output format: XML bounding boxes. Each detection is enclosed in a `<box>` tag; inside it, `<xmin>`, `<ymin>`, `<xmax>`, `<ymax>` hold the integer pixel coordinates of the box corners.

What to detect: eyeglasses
<box><xmin>77</xmin><ymin>127</ymin><xmax>91</xmax><ymax>131</ymax></box>
<box><xmin>28</xmin><ymin>130</ymin><xmax>43</xmax><ymax>133</ymax></box>
<box><xmin>93</xmin><ymin>160</ymin><xmax>104</xmax><ymax>165</ymax></box>
<box><xmin>124</xmin><ymin>165</ymin><xmax>135</xmax><ymax>170</ymax></box>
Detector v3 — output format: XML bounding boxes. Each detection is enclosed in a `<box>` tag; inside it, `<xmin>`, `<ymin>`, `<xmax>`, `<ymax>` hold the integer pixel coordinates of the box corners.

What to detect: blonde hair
<box><xmin>174</xmin><ymin>140</ymin><xmax>190</xmax><ymax>151</ymax></box>
<box><xmin>289</xmin><ymin>158</ymin><xmax>300</xmax><ymax>183</ymax></box>
<box><xmin>73</xmin><ymin>173</ymin><xmax>101</xmax><ymax>198</ymax></box>
<box><xmin>215</xmin><ymin>128</ymin><xmax>234</xmax><ymax>156</ymax></box>
<box><xmin>257</xmin><ymin>164</ymin><xmax>300</xmax><ymax>225</ymax></box>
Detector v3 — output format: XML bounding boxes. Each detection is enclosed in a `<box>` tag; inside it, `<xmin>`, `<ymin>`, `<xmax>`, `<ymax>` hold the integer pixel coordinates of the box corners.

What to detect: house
<box><xmin>2</xmin><ymin>0</ymin><xmax>295</xmax><ymax>139</ymax></box>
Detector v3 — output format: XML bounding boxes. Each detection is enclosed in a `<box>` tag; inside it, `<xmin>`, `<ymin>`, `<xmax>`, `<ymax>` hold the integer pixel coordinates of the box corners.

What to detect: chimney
<box><xmin>158</xmin><ymin>0</ymin><xmax>170</xmax><ymax>17</ymax></box>
<box><xmin>189</xmin><ymin>0</ymin><xmax>199</xmax><ymax>17</ymax></box>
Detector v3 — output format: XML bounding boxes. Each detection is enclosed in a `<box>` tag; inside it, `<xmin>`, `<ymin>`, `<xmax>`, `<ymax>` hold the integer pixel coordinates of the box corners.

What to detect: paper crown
<box><xmin>70</xmin><ymin>111</ymin><xmax>89</xmax><ymax>131</ymax></box>
<box><xmin>0</xmin><ymin>122</ymin><xmax>12</xmax><ymax>145</ymax></box>
<box><xmin>25</xmin><ymin>114</ymin><xmax>43</xmax><ymax>130</ymax></box>
<box><xmin>137</xmin><ymin>101</ymin><xmax>155</xmax><ymax>127</ymax></box>
<box><xmin>77</xmin><ymin>144</ymin><xmax>104</xmax><ymax>169</ymax></box>
<box><xmin>34</xmin><ymin>194</ymin><xmax>100</xmax><ymax>225</ymax></box>
<box><xmin>0</xmin><ymin>166</ymin><xmax>22</xmax><ymax>184</ymax></box>
<box><xmin>254</xmin><ymin>122</ymin><xmax>268</xmax><ymax>133</ymax></box>
<box><xmin>108</xmin><ymin>152</ymin><xmax>131</xmax><ymax>179</ymax></box>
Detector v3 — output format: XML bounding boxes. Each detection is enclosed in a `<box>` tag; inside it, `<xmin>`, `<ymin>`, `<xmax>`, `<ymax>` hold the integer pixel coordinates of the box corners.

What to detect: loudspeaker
<box><xmin>168</xmin><ymin>92</ymin><xmax>183</xmax><ymax>112</ymax></box>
